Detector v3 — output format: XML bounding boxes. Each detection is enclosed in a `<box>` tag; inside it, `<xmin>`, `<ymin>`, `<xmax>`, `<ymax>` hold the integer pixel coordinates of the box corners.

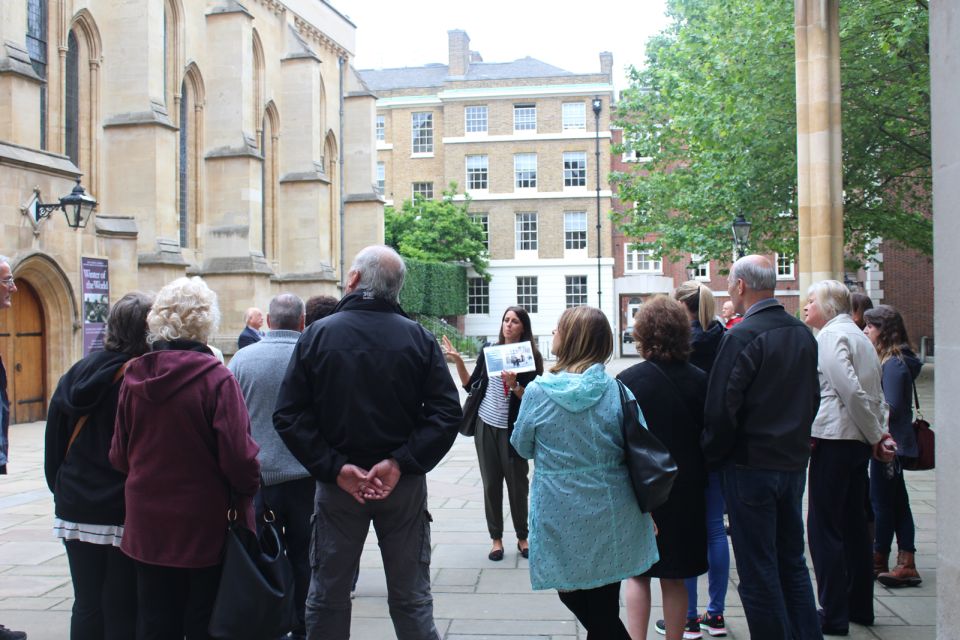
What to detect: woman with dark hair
<box><xmin>443</xmin><ymin>306</ymin><xmax>543</xmax><ymax>561</ymax></box>
<box><xmin>618</xmin><ymin>296</ymin><xmax>708</xmax><ymax>640</ymax></box>
<box><xmin>672</xmin><ymin>283</ymin><xmax>729</xmax><ymax>637</ymax></box>
<box><xmin>850</xmin><ymin>292</ymin><xmax>874</xmax><ymax>330</ymax></box>
<box><xmin>304</xmin><ymin>294</ymin><xmax>339</xmax><ymax>327</ymax></box>
<box><xmin>863</xmin><ymin>305</ymin><xmax>923</xmax><ymax>587</ymax></box>
<box><xmin>45</xmin><ymin>291</ymin><xmax>154</xmax><ymax>639</ymax></box>
<box><xmin>511</xmin><ymin>306</ymin><xmax>658</xmax><ymax>638</ymax></box>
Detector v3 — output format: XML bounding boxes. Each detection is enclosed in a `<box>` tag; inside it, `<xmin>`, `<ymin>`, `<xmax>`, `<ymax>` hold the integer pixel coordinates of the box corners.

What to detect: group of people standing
<box><xmin>33</xmin><ymin>244</ymin><xmax>925</xmax><ymax>640</ymax></box>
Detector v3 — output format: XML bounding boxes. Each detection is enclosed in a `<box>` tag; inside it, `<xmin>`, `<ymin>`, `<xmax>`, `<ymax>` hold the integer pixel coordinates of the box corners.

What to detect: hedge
<box><xmin>399</xmin><ymin>259</ymin><xmax>467</xmax><ymax>317</ymax></box>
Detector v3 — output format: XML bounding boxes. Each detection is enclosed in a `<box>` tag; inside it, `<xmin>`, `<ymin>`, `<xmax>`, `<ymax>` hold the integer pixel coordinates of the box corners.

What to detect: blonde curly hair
<box><xmin>147</xmin><ymin>277</ymin><xmax>221</xmax><ymax>345</ymax></box>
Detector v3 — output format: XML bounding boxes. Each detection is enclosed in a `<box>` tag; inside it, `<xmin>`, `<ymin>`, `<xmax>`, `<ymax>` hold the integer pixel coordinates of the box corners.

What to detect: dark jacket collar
<box><xmin>333</xmin><ymin>291</ymin><xmax>409</xmax><ymax>318</ymax></box>
<box><xmin>151</xmin><ymin>339</ymin><xmax>214</xmax><ymax>356</ymax></box>
<box><xmin>743</xmin><ymin>297</ymin><xmax>782</xmax><ymax>319</ymax></box>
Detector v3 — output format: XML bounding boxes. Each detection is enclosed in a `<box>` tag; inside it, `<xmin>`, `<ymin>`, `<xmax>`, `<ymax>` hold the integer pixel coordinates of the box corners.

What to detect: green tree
<box><xmin>384</xmin><ymin>183</ymin><xmax>489</xmax><ymax>278</ymax></box>
<box><xmin>612</xmin><ymin>0</ymin><xmax>931</xmax><ymax>268</ymax></box>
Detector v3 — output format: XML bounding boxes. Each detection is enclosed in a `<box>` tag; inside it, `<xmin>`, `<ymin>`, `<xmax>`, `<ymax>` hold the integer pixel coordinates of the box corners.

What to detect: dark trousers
<box><xmin>870</xmin><ymin>458</ymin><xmax>916</xmax><ymax>553</ymax></box>
<box><xmin>64</xmin><ymin>540</ymin><xmax>137</xmax><ymax>640</ymax></box>
<box><xmin>475</xmin><ymin>420</ymin><xmax>529</xmax><ymax>540</ymax></box>
<box><xmin>721</xmin><ymin>466</ymin><xmax>821</xmax><ymax>640</ymax></box>
<box><xmin>256</xmin><ymin>477</ymin><xmax>315</xmax><ymax>639</ymax></box>
<box><xmin>134</xmin><ymin>561</ymin><xmax>221</xmax><ymax>640</ymax></box>
<box><xmin>305</xmin><ymin>475</ymin><xmax>437</xmax><ymax>640</ymax></box>
<box><xmin>808</xmin><ymin>439</ymin><xmax>874</xmax><ymax>631</ymax></box>
<box><xmin>557</xmin><ymin>582</ymin><xmax>631</xmax><ymax>640</ymax></box>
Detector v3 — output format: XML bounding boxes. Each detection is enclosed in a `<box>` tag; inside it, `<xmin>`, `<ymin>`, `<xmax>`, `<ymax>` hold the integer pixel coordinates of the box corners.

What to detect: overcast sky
<box><xmin>329</xmin><ymin>0</ymin><xmax>671</xmax><ymax>96</ymax></box>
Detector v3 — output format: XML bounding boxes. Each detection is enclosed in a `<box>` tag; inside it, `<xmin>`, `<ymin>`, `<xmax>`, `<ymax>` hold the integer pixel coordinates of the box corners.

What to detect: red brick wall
<box><xmin>880</xmin><ymin>240</ymin><xmax>934</xmax><ymax>351</ymax></box>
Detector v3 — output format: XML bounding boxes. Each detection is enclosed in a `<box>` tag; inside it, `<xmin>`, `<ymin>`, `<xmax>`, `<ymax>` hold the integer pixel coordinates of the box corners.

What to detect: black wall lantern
<box><xmin>731</xmin><ymin>214</ymin><xmax>752</xmax><ymax>259</ymax></box>
<box><xmin>33</xmin><ymin>178</ymin><xmax>97</xmax><ymax>229</ymax></box>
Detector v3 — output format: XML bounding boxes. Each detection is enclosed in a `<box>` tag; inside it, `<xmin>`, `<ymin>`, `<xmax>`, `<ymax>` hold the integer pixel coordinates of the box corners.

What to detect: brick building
<box><xmin>359</xmin><ymin>30</ymin><xmax>616</xmax><ymax>350</ymax></box>
<box><xmin>610</xmin><ymin>129</ymin><xmax>800</xmax><ymax>356</ymax></box>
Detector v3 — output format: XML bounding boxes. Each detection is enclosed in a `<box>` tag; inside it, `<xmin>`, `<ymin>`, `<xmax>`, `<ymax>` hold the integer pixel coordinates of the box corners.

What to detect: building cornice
<box><xmin>293</xmin><ymin>15</ymin><xmax>348</xmax><ymax>59</ymax></box>
<box><xmin>442</xmin><ymin>131</ymin><xmax>612</xmax><ymax>145</ymax></box>
<box><xmin>375</xmin><ymin>83</ymin><xmax>615</xmax><ymax>108</ymax></box>
<box><xmin>453</xmin><ymin>190</ymin><xmax>613</xmax><ymax>202</ymax></box>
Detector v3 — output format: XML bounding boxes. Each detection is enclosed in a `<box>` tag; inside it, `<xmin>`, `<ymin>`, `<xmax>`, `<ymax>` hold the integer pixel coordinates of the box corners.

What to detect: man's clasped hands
<box><xmin>336</xmin><ymin>458</ymin><xmax>402</xmax><ymax>504</ymax></box>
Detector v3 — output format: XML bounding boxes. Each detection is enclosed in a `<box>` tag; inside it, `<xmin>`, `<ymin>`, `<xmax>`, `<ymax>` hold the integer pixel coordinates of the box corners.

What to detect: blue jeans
<box><xmin>721</xmin><ymin>466</ymin><xmax>822</xmax><ymax>640</ymax></box>
<box><xmin>686</xmin><ymin>471</ymin><xmax>729</xmax><ymax>618</ymax></box>
<box><xmin>870</xmin><ymin>458</ymin><xmax>916</xmax><ymax>553</ymax></box>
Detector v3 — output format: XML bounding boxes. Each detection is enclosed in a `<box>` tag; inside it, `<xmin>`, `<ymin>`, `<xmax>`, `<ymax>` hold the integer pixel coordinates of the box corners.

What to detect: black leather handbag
<box><xmin>208</xmin><ymin>506</ymin><xmax>296</xmax><ymax>639</ymax></box>
<box><xmin>616</xmin><ymin>380</ymin><xmax>678</xmax><ymax>513</ymax></box>
<box><xmin>458</xmin><ymin>378</ymin><xmax>484</xmax><ymax>436</ymax></box>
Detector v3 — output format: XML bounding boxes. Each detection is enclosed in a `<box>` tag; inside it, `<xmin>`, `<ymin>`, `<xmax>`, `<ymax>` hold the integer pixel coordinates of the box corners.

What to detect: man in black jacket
<box><xmin>702</xmin><ymin>255</ymin><xmax>822</xmax><ymax>640</ymax></box>
<box><xmin>274</xmin><ymin>245</ymin><xmax>461</xmax><ymax>640</ymax></box>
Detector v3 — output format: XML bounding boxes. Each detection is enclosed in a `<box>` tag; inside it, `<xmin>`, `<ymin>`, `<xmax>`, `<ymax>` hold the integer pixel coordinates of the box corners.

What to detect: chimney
<box><xmin>448</xmin><ymin>30</ymin><xmax>470</xmax><ymax>77</ymax></box>
<box><xmin>600</xmin><ymin>51</ymin><xmax>614</xmax><ymax>81</ymax></box>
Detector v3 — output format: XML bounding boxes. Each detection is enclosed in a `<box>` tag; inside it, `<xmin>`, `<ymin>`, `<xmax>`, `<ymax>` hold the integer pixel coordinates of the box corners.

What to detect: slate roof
<box><xmin>359</xmin><ymin>57</ymin><xmax>575</xmax><ymax>92</ymax></box>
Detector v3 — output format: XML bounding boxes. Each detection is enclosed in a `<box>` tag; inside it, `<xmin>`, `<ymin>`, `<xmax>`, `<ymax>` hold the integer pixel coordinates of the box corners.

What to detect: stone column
<box><xmin>794</xmin><ymin>0</ymin><xmax>844</xmax><ymax>293</ymax></box>
<box><xmin>932</xmin><ymin>0</ymin><xmax>960</xmax><ymax>634</ymax></box>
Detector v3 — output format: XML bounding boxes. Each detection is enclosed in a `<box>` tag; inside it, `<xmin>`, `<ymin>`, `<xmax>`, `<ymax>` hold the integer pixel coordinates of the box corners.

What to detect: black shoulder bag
<box><xmin>616</xmin><ymin>380</ymin><xmax>678</xmax><ymax>513</ymax></box>
<box><xmin>208</xmin><ymin>499</ymin><xmax>297</xmax><ymax>639</ymax></box>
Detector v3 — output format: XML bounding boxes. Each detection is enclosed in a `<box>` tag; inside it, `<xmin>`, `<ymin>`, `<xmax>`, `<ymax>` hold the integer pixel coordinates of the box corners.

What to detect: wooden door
<box><xmin>0</xmin><ymin>280</ymin><xmax>47</xmax><ymax>423</ymax></box>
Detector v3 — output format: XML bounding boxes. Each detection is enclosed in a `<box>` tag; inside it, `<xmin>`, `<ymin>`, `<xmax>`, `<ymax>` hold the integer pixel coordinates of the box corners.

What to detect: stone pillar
<box><xmin>99</xmin><ymin>0</ymin><xmax>178</xmax><ymax>260</ymax></box>
<box><xmin>200</xmin><ymin>4</ymin><xmax>267</xmax><ymax>274</ymax></box>
<box><xmin>276</xmin><ymin>28</ymin><xmax>334</xmax><ymax>278</ymax></box>
<box><xmin>0</xmin><ymin>2</ymin><xmax>43</xmax><ymax>148</ymax></box>
<box><xmin>794</xmin><ymin>0</ymin><xmax>844</xmax><ymax>293</ymax></box>
<box><xmin>932</xmin><ymin>0</ymin><xmax>960</xmax><ymax>634</ymax></box>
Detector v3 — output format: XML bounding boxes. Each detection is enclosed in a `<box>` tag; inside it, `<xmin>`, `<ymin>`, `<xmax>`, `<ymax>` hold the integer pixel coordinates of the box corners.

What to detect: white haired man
<box><xmin>275</xmin><ymin>245</ymin><xmax>461</xmax><ymax>640</ymax></box>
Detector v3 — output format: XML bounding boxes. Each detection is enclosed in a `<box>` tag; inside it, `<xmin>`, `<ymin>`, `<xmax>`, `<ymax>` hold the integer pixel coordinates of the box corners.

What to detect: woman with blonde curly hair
<box><xmin>110</xmin><ymin>277</ymin><xmax>260</xmax><ymax>638</ymax></box>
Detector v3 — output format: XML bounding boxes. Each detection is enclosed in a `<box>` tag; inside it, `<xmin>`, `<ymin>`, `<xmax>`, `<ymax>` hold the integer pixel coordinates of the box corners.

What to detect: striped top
<box><xmin>478</xmin><ymin>376</ymin><xmax>510</xmax><ymax>428</ymax></box>
<box><xmin>54</xmin><ymin>518</ymin><xmax>123</xmax><ymax>547</ymax></box>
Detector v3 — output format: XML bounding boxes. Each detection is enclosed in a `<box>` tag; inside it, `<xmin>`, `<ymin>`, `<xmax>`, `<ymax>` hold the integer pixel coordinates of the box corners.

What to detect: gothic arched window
<box><xmin>65</xmin><ymin>30</ymin><xmax>79</xmax><ymax>165</ymax></box>
<box><xmin>26</xmin><ymin>0</ymin><xmax>47</xmax><ymax>148</ymax></box>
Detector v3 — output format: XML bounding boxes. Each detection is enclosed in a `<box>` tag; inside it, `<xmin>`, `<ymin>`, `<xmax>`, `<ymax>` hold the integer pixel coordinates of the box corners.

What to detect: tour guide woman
<box><xmin>510</xmin><ymin>305</ymin><xmax>658</xmax><ymax>639</ymax></box>
<box><xmin>443</xmin><ymin>306</ymin><xmax>543</xmax><ymax>561</ymax></box>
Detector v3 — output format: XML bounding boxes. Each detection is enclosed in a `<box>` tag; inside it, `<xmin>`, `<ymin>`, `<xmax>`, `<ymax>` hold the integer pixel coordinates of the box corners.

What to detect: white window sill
<box><xmin>411</xmin><ymin>152</ymin><xmax>434</xmax><ymax>159</ymax></box>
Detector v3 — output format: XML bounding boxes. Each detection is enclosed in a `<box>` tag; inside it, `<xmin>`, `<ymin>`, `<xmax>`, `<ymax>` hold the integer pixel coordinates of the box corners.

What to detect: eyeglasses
<box><xmin>0</xmin><ymin>277</ymin><xmax>14</xmax><ymax>287</ymax></box>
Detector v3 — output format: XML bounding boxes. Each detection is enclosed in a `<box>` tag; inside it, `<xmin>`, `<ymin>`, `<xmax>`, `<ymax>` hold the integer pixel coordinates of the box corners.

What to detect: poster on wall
<box><xmin>81</xmin><ymin>257</ymin><xmax>109</xmax><ymax>356</ymax></box>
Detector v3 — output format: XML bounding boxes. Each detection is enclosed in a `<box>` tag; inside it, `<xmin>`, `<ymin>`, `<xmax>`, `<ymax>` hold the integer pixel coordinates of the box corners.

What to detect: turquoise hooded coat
<box><xmin>511</xmin><ymin>363</ymin><xmax>658</xmax><ymax>591</ymax></box>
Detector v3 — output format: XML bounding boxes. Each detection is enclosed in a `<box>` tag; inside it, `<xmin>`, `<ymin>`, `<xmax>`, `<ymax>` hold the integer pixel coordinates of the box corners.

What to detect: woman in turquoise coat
<box><xmin>512</xmin><ymin>306</ymin><xmax>659</xmax><ymax>639</ymax></box>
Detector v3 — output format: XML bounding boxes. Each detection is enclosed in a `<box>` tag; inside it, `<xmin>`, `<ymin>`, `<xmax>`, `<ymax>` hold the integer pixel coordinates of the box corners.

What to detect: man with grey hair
<box><xmin>228</xmin><ymin>293</ymin><xmax>310</xmax><ymax>639</ymax></box>
<box><xmin>702</xmin><ymin>255</ymin><xmax>822</xmax><ymax>639</ymax></box>
<box><xmin>0</xmin><ymin>256</ymin><xmax>27</xmax><ymax>640</ymax></box>
<box><xmin>237</xmin><ymin>306</ymin><xmax>265</xmax><ymax>350</ymax></box>
<box><xmin>274</xmin><ymin>245</ymin><xmax>461</xmax><ymax>640</ymax></box>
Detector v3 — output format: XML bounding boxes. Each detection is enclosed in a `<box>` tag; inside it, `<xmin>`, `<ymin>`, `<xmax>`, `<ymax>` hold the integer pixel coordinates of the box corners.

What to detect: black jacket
<box><xmin>274</xmin><ymin>292</ymin><xmax>462</xmax><ymax>483</ymax></box>
<box><xmin>45</xmin><ymin>349</ymin><xmax>131</xmax><ymax>525</ymax></box>
<box><xmin>689</xmin><ymin>320</ymin><xmax>725</xmax><ymax>375</ymax></box>
<box><xmin>702</xmin><ymin>298</ymin><xmax>821</xmax><ymax>471</ymax></box>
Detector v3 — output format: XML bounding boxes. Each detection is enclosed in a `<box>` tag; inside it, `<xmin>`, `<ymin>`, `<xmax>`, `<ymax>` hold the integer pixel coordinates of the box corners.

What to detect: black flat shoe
<box><xmin>517</xmin><ymin>541</ymin><xmax>529</xmax><ymax>559</ymax></box>
<box><xmin>488</xmin><ymin>548</ymin><xmax>504</xmax><ymax>561</ymax></box>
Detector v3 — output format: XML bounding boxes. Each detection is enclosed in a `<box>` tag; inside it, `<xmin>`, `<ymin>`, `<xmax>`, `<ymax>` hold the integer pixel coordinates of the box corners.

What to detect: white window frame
<box><xmin>565</xmin><ymin>275</ymin><xmax>588</xmax><ymax>308</ymax></box>
<box><xmin>465</xmin><ymin>105</ymin><xmax>488</xmax><ymax>134</ymax></box>
<box><xmin>376</xmin><ymin>162</ymin><xmax>385</xmax><ymax>195</ymax></box>
<box><xmin>466</xmin><ymin>155</ymin><xmax>488</xmax><ymax>191</ymax></box>
<box><xmin>412</xmin><ymin>182</ymin><xmax>433</xmax><ymax>200</ymax></box>
<box><xmin>411</xmin><ymin>112</ymin><xmax>433</xmax><ymax>154</ymax></box>
<box><xmin>516</xmin><ymin>276</ymin><xmax>538</xmax><ymax>313</ymax></box>
<box><xmin>564</xmin><ymin>211</ymin><xmax>587</xmax><ymax>252</ymax></box>
<box><xmin>514</xmin><ymin>104</ymin><xmax>537</xmax><ymax>132</ymax></box>
<box><xmin>624</xmin><ymin>247</ymin><xmax>662</xmax><ymax>274</ymax></box>
<box><xmin>468</xmin><ymin>277</ymin><xmax>489</xmax><ymax>314</ymax></box>
<box><xmin>514</xmin><ymin>153</ymin><xmax>537</xmax><ymax>190</ymax></box>
<box><xmin>775</xmin><ymin>253</ymin><xmax>795</xmax><ymax>280</ymax></box>
<box><xmin>470</xmin><ymin>212</ymin><xmax>489</xmax><ymax>250</ymax></box>
<box><xmin>375</xmin><ymin>115</ymin><xmax>385</xmax><ymax>142</ymax></box>
<box><xmin>690</xmin><ymin>254</ymin><xmax>710</xmax><ymax>281</ymax></box>
<box><xmin>562</xmin><ymin>102</ymin><xmax>586</xmax><ymax>131</ymax></box>
<box><xmin>563</xmin><ymin>151</ymin><xmax>587</xmax><ymax>188</ymax></box>
<box><xmin>515</xmin><ymin>212</ymin><xmax>538</xmax><ymax>252</ymax></box>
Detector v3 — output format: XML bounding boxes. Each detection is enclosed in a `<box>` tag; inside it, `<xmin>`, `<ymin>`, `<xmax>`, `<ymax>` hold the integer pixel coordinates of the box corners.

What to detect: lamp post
<box><xmin>33</xmin><ymin>178</ymin><xmax>97</xmax><ymax>229</ymax></box>
<box><xmin>732</xmin><ymin>213</ymin><xmax>752</xmax><ymax>259</ymax></box>
<box><xmin>593</xmin><ymin>96</ymin><xmax>602</xmax><ymax>308</ymax></box>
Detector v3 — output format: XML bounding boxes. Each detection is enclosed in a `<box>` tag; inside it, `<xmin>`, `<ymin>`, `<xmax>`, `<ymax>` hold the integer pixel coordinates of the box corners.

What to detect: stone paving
<box><xmin>0</xmin><ymin>359</ymin><xmax>938</xmax><ymax>639</ymax></box>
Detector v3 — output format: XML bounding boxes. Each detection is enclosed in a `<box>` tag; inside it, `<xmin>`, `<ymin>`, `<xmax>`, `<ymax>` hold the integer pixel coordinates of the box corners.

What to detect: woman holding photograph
<box><xmin>443</xmin><ymin>306</ymin><xmax>543</xmax><ymax>561</ymax></box>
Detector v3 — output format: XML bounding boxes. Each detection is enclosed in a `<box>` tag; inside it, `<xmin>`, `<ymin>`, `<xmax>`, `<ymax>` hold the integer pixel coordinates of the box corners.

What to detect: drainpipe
<box><xmin>338</xmin><ymin>56</ymin><xmax>346</xmax><ymax>290</ymax></box>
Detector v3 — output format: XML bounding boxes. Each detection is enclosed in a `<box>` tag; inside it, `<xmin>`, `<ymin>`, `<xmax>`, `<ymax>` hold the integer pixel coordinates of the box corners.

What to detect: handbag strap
<box><xmin>65</xmin><ymin>360</ymin><xmax>130</xmax><ymax>457</ymax></box>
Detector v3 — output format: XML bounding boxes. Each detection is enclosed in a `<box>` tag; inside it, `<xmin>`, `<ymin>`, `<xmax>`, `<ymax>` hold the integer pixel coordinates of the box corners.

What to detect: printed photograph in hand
<box><xmin>483</xmin><ymin>341</ymin><xmax>537</xmax><ymax>375</ymax></box>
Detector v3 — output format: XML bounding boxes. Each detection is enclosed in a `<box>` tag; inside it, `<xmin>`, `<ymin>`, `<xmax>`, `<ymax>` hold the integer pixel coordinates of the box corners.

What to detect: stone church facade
<box><xmin>0</xmin><ymin>0</ymin><xmax>382</xmax><ymax>423</ymax></box>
